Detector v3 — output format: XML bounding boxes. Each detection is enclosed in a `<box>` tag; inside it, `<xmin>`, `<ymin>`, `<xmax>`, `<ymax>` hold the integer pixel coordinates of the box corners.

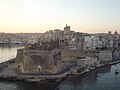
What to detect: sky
<box><xmin>0</xmin><ymin>0</ymin><xmax>120</xmax><ymax>33</ymax></box>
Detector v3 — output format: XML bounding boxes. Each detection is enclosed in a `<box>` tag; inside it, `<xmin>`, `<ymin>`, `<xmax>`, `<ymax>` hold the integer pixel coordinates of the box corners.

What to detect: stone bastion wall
<box><xmin>15</xmin><ymin>48</ymin><xmax>63</xmax><ymax>73</ymax></box>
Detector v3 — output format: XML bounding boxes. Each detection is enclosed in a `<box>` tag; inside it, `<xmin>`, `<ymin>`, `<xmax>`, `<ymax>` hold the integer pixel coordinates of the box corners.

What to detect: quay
<box><xmin>0</xmin><ymin>58</ymin><xmax>120</xmax><ymax>83</ymax></box>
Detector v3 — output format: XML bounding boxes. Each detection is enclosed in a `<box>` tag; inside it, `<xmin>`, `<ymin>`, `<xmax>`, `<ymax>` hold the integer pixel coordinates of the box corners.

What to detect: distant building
<box><xmin>64</xmin><ymin>24</ymin><xmax>71</xmax><ymax>34</ymax></box>
<box><xmin>59</xmin><ymin>35</ymin><xmax>66</xmax><ymax>48</ymax></box>
<box><xmin>77</xmin><ymin>57</ymin><xmax>97</xmax><ymax>67</ymax></box>
<box><xmin>68</xmin><ymin>38</ymin><xmax>77</xmax><ymax>50</ymax></box>
<box><xmin>83</xmin><ymin>36</ymin><xmax>102</xmax><ymax>50</ymax></box>
<box><xmin>108</xmin><ymin>31</ymin><xmax>112</xmax><ymax>35</ymax></box>
<box><xmin>97</xmin><ymin>51</ymin><xmax>112</xmax><ymax>63</ymax></box>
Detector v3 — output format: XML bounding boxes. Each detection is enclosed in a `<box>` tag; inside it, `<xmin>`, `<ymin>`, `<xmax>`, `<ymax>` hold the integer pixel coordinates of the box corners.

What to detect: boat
<box><xmin>85</xmin><ymin>68</ymin><xmax>90</xmax><ymax>72</ymax></box>
<box><xmin>115</xmin><ymin>70</ymin><xmax>119</xmax><ymax>75</ymax></box>
<box><xmin>115</xmin><ymin>64</ymin><xmax>119</xmax><ymax>75</ymax></box>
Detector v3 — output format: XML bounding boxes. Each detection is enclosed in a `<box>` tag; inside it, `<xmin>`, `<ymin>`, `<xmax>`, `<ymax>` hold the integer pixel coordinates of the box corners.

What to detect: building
<box><xmin>15</xmin><ymin>40</ymin><xmax>63</xmax><ymax>73</ymax></box>
<box><xmin>68</xmin><ymin>38</ymin><xmax>77</xmax><ymax>50</ymax></box>
<box><xmin>83</xmin><ymin>36</ymin><xmax>102</xmax><ymax>50</ymax></box>
<box><xmin>97</xmin><ymin>51</ymin><xmax>112</xmax><ymax>63</ymax></box>
<box><xmin>77</xmin><ymin>57</ymin><xmax>97</xmax><ymax>67</ymax></box>
<box><xmin>64</xmin><ymin>24</ymin><xmax>71</xmax><ymax>34</ymax></box>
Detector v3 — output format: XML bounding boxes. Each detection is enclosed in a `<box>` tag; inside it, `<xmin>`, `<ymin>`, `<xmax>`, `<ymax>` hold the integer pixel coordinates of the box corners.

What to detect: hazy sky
<box><xmin>0</xmin><ymin>0</ymin><xmax>120</xmax><ymax>33</ymax></box>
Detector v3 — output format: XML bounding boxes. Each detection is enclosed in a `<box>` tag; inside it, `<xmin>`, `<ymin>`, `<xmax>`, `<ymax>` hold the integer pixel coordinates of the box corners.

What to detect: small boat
<box><xmin>85</xmin><ymin>69</ymin><xmax>90</xmax><ymax>72</ymax></box>
<box><xmin>115</xmin><ymin>70</ymin><xmax>119</xmax><ymax>75</ymax></box>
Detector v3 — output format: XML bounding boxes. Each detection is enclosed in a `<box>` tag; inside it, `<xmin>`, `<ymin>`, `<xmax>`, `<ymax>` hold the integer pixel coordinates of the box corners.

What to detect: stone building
<box><xmin>77</xmin><ymin>57</ymin><xmax>97</xmax><ymax>67</ymax></box>
<box><xmin>15</xmin><ymin>39</ymin><xmax>63</xmax><ymax>73</ymax></box>
<box><xmin>64</xmin><ymin>24</ymin><xmax>71</xmax><ymax>34</ymax></box>
<box><xmin>15</xmin><ymin>48</ymin><xmax>62</xmax><ymax>73</ymax></box>
<box><xmin>61</xmin><ymin>49</ymin><xmax>97</xmax><ymax>63</ymax></box>
<box><xmin>83</xmin><ymin>36</ymin><xmax>102</xmax><ymax>50</ymax></box>
<box><xmin>97</xmin><ymin>51</ymin><xmax>113</xmax><ymax>63</ymax></box>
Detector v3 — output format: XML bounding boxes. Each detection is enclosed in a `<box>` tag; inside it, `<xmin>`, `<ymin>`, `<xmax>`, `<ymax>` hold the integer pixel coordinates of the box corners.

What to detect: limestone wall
<box><xmin>15</xmin><ymin>48</ymin><xmax>62</xmax><ymax>73</ymax></box>
<box><xmin>77</xmin><ymin>58</ymin><xmax>97</xmax><ymax>67</ymax></box>
<box><xmin>97</xmin><ymin>51</ymin><xmax>112</xmax><ymax>62</ymax></box>
<box><xmin>61</xmin><ymin>50</ymin><xmax>97</xmax><ymax>62</ymax></box>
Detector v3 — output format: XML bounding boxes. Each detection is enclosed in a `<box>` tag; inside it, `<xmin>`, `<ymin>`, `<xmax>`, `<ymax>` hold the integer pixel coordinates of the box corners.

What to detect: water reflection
<box><xmin>57</xmin><ymin>65</ymin><xmax>113</xmax><ymax>90</ymax></box>
<box><xmin>16</xmin><ymin>82</ymin><xmax>58</xmax><ymax>90</ymax></box>
<box><xmin>97</xmin><ymin>66</ymin><xmax>111</xmax><ymax>74</ymax></box>
<box><xmin>0</xmin><ymin>81</ymin><xmax>58</xmax><ymax>90</ymax></box>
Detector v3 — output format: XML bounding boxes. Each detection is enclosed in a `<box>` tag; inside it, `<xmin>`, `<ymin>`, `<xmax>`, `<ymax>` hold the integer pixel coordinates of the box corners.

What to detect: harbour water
<box><xmin>0</xmin><ymin>47</ymin><xmax>120</xmax><ymax>90</ymax></box>
<box><xmin>0</xmin><ymin>47</ymin><xmax>23</xmax><ymax>63</ymax></box>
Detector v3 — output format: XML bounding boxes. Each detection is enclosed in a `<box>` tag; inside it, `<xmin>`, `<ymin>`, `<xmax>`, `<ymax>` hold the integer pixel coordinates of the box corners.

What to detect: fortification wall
<box><xmin>15</xmin><ymin>49</ymin><xmax>62</xmax><ymax>73</ymax></box>
<box><xmin>97</xmin><ymin>51</ymin><xmax>112</xmax><ymax>62</ymax></box>
<box><xmin>61</xmin><ymin>50</ymin><xmax>97</xmax><ymax>62</ymax></box>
